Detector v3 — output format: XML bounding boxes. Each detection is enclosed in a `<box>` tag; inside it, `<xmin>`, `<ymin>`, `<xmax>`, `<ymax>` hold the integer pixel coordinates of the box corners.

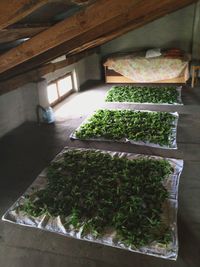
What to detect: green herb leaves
<box><xmin>21</xmin><ymin>149</ymin><xmax>173</xmax><ymax>248</ymax></box>
<box><xmin>105</xmin><ymin>85</ymin><xmax>180</xmax><ymax>104</ymax></box>
<box><xmin>75</xmin><ymin>109</ymin><xmax>176</xmax><ymax>147</ymax></box>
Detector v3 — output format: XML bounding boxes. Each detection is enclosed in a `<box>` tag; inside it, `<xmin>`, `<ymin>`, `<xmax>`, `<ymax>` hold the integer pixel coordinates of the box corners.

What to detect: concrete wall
<box><xmin>101</xmin><ymin>5</ymin><xmax>195</xmax><ymax>56</ymax></box>
<box><xmin>0</xmin><ymin>83</ymin><xmax>39</xmax><ymax>138</ymax></box>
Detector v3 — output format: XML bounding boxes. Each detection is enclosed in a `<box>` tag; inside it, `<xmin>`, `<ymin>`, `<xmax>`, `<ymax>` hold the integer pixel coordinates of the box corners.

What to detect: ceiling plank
<box><xmin>0</xmin><ymin>0</ymin><xmax>144</xmax><ymax>74</ymax></box>
<box><xmin>7</xmin><ymin>23</ymin><xmax>53</xmax><ymax>29</ymax></box>
<box><xmin>0</xmin><ymin>49</ymin><xmax>95</xmax><ymax>96</ymax></box>
<box><xmin>71</xmin><ymin>0</ymin><xmax>94</xmax><ymax>5</ymax></box>
<box><xmin>0</xmin><ymin>26</ymin><xmax>48</xmax><ymax>44</ymax></box>
<box><xmin>0</xmin><ymin>0</ymin><xmax>49</xmax><ymax>30</ymax></box>
<box><xmin>0</xmin><ymin>0</ymin><xmax>196</xmax><ymax>81</ymax></box>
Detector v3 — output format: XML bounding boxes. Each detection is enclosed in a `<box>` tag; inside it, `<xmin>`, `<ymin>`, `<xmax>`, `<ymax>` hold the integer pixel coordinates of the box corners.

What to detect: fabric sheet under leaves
<box><xmin>71</xmin><ymin>110</ymin><xmax>179</xmax><ymax>149</ymax></box>
<box><xmin>2</xmin><ymin>147</ymin><xmax>183</xmax><ymax>260</ymax></box>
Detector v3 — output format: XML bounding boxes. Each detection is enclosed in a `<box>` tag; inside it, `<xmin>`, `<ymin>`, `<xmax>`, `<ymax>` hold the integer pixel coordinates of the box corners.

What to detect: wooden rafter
<box><xmin>0</xmin><ymin>0</ymin><xmax>196</xmax><ymax>77</ymax></box>
<box><xmin>71</xmin><ymin>0</ymin><xmax>93</xmax><ymax>5</ymax></box>
<box><xmin>0</xmin><ymin>26</ymin><xmax>48</xmax><ymax>44</ymax></box>
<box><xmin>0</xmin><ymin>49</ymin><xmax>95</xmax><ymax>96</ymax></box>
<box><xmin>0</xmin><ymin>0</ymin><xmax>49</xmax><ymax>30</ymax></box>
<box><xmin>0</xmin><ymin>0</ymin><xmax>140</xmax><ymax>74</ymax></box>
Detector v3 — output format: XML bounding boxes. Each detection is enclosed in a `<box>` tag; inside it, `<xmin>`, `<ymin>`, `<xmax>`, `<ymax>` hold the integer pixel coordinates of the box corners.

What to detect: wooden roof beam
<box><xmin>0</xmin><ymin>49</ymin><xmax>95</xmax><ymax>95</ymax></box>
<box><xmin>0</xmin><ymin>0</ymin><xmax>49</xmax><ymax>30</ymax></box>
<box><xmin>71</xmin><ymin>0</ymin><xmax>94</xmax><ymax>5</ymax></box>
<box><xmin>0</xmin><ymin>26</ymin><xmax>48</xmax><ymax>44</ymax></box>
<box><xmin>0</xmin><ymin>0</ymin><xmax>141</xmax><ymax>74</ymax></box>
<box><xmin>0</xmin><ymin>0</ymin><xmax>196</xmax><ymax>77</ymax></box>
<box><xmin>0</xmin><ymin>0</ymin><xmax>172</xmax><ymax>73</ymax></box>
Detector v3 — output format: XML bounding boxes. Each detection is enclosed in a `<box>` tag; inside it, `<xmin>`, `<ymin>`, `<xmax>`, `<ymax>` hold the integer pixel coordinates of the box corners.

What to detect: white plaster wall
<box><xmin>44</xmin><ymin>63</ymin><xmax>78</xmax><ymax>85</ymax></box>
<box><xmin>0</xmin><ymin>83</ymin><xmax>39</xmax><ymax>138</ymax></box>
<box><xmin>22</xmin><ymin>83</ymin><xmax>39</xmax><ymax>121</ymax></box>
<box><xmin>37</xmin><ymin>79</ymin><xmax>49</xmax><ymax>108</ymax></box>
<box><xmin>83</xmin><ymin>53</ymin><xmax>101</xmax><ymax>81</ymax></box>
<box><xmin>101</xmin><ymin>5</ymin><xmax>195</xmax><ymax>56</ymax></box>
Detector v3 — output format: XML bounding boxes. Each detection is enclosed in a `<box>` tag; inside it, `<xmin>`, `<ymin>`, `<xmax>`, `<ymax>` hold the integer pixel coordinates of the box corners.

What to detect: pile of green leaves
<box><xmin>105</xmin><ymin>85</ymin><xmax>180</xmax><ymax>104</ymax></box>
<box><xmin>75</xmin><ymin>109</ymin><xmax>176</xmax><ymax>147</ymax></box>
<box><xmin>21</xmin><ymin>149</ymin><xmax>173</xmax><ymax>248</ymax></box>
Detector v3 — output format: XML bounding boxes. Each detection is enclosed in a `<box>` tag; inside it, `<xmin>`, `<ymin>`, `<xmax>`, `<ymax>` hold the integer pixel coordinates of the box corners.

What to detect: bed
<box><xmin>103</xmin><ymin>49</ymin><xmax>190</xmax><ymax>84</ymax></box>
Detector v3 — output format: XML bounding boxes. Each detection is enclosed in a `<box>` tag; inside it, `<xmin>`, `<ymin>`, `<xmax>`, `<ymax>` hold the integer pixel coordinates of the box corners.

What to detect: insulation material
<box><xmin>2</xmin><ymin>147</ymin><xmax>183</xmax><ymax>260</ymax></box>
<box><xmin>70</xmin><ymin>110</ymin><xmax>179</xmax><ymax>149</ymax></box>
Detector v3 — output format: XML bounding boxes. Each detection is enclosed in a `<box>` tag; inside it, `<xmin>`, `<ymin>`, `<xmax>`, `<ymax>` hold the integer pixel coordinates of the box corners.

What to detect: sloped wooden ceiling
<box><xmin>0</xmin><ymin>0</ymin><xmax>197</xmax><ymax>93</ymax></box>
<box><xmin>0</xmin><ymin>0</ymin><xmax>49</xmax><ymax>30</ymax></box>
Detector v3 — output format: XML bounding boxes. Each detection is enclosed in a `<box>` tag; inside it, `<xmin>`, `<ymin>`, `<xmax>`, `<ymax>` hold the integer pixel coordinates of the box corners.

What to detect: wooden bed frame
<box><xmin>104</xmin><ymin>67</ymin><xmax>189</xmax><ymax>84</ymax></box>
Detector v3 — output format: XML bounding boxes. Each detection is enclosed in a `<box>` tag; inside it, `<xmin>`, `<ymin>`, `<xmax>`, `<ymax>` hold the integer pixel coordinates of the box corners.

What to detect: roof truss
<box><xmin>0</xmin><ymin>0</ymin><xmax>48</xmax><ymax>30</ymax></box>
<box><xmin>0</xmin><ymin>0</ymin><xmax>197</xmax><ymax>87</ymax></box>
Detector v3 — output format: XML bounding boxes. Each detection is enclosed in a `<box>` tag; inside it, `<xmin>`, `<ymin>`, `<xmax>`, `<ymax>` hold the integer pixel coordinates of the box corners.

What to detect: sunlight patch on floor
<box><xmin>54</xmin><ymin>89</ymin><xmax>106</xmax><ymax>120</ymax></box>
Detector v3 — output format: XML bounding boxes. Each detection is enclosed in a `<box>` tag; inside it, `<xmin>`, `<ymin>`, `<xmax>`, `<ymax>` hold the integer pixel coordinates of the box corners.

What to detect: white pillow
<box><xmin>145</xmin><ymin>48</ymin><xmax>161</xmax><ymax>58</ymax></box>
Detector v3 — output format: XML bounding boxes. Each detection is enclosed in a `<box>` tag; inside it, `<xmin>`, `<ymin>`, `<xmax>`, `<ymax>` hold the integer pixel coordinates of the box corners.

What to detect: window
<box><xmin>47</xmin><ymin>73</ymin><xmax>74</xmax><ymax>106</ymax></box>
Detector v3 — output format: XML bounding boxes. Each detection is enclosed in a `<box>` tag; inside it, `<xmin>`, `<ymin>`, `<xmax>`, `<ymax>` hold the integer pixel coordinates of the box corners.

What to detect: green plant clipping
<box><xmin>75</xmin><ymin>109</ymin><xmax>176</xmax><ymax>147</ymax></box>
<box><xmin>21</xmin><ymin>149</ymin><xmax>173</xmax><ymax>248</ymax></box>
<box><xmin>105</xmin><ymin>85</ymin><xmax>180</xmax><ymax>104</ymax></box>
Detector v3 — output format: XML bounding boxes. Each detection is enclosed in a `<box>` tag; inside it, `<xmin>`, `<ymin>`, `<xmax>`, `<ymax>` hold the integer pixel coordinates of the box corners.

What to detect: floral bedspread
<box><xmin>104</xmin><ymin>54</ymin><xmax>189</xmax><ymax>82</ymax></box>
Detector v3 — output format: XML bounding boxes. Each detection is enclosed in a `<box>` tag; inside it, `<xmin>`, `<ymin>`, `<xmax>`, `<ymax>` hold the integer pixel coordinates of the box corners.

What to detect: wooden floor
<box><xmin>0</xmin><ymin>81</ymin><xmax>200</xmax><ymax>267</ymax></box>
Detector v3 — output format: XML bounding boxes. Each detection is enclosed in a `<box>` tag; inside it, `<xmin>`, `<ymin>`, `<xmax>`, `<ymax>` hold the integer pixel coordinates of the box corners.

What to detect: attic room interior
<box><xmin>0</xmin><ymin>0</ymin><xmax>200</xmax><ymax>266</ymax></box>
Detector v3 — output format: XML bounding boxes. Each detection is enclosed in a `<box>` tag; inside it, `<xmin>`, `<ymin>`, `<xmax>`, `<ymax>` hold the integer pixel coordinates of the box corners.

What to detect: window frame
<box><xmin>47</xmin><ymin>72</ymin><xmax>75</xmax><ymax>107</ymax></box>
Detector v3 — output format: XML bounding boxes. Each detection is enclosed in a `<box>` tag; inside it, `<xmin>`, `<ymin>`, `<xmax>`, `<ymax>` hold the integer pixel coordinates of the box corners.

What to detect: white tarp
<box><xmin>2</xmin><ymin>147</ymin><xmax>183</xmax><ymax>260</ymax></box>
<box><xmin>70</xmin><ymin>110</ymin><xmax>179</xmax><ymax>149</ymax></box>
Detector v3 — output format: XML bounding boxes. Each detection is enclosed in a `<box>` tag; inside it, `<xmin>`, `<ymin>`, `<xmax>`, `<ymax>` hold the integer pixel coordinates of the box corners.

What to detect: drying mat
<box><xmin>2</xmin><ymin>147</ymin><xmax>183</xmax><ymax>260</ymax></box>
<box><xmin>105</xmin><ymin>86</ymin><xmax>183</xmax><ymax>105</ymax></box>
<box><xmin>70</xmin><ymin>110</ymin><xmax>179</xmax><ymax>149</ymax></box>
